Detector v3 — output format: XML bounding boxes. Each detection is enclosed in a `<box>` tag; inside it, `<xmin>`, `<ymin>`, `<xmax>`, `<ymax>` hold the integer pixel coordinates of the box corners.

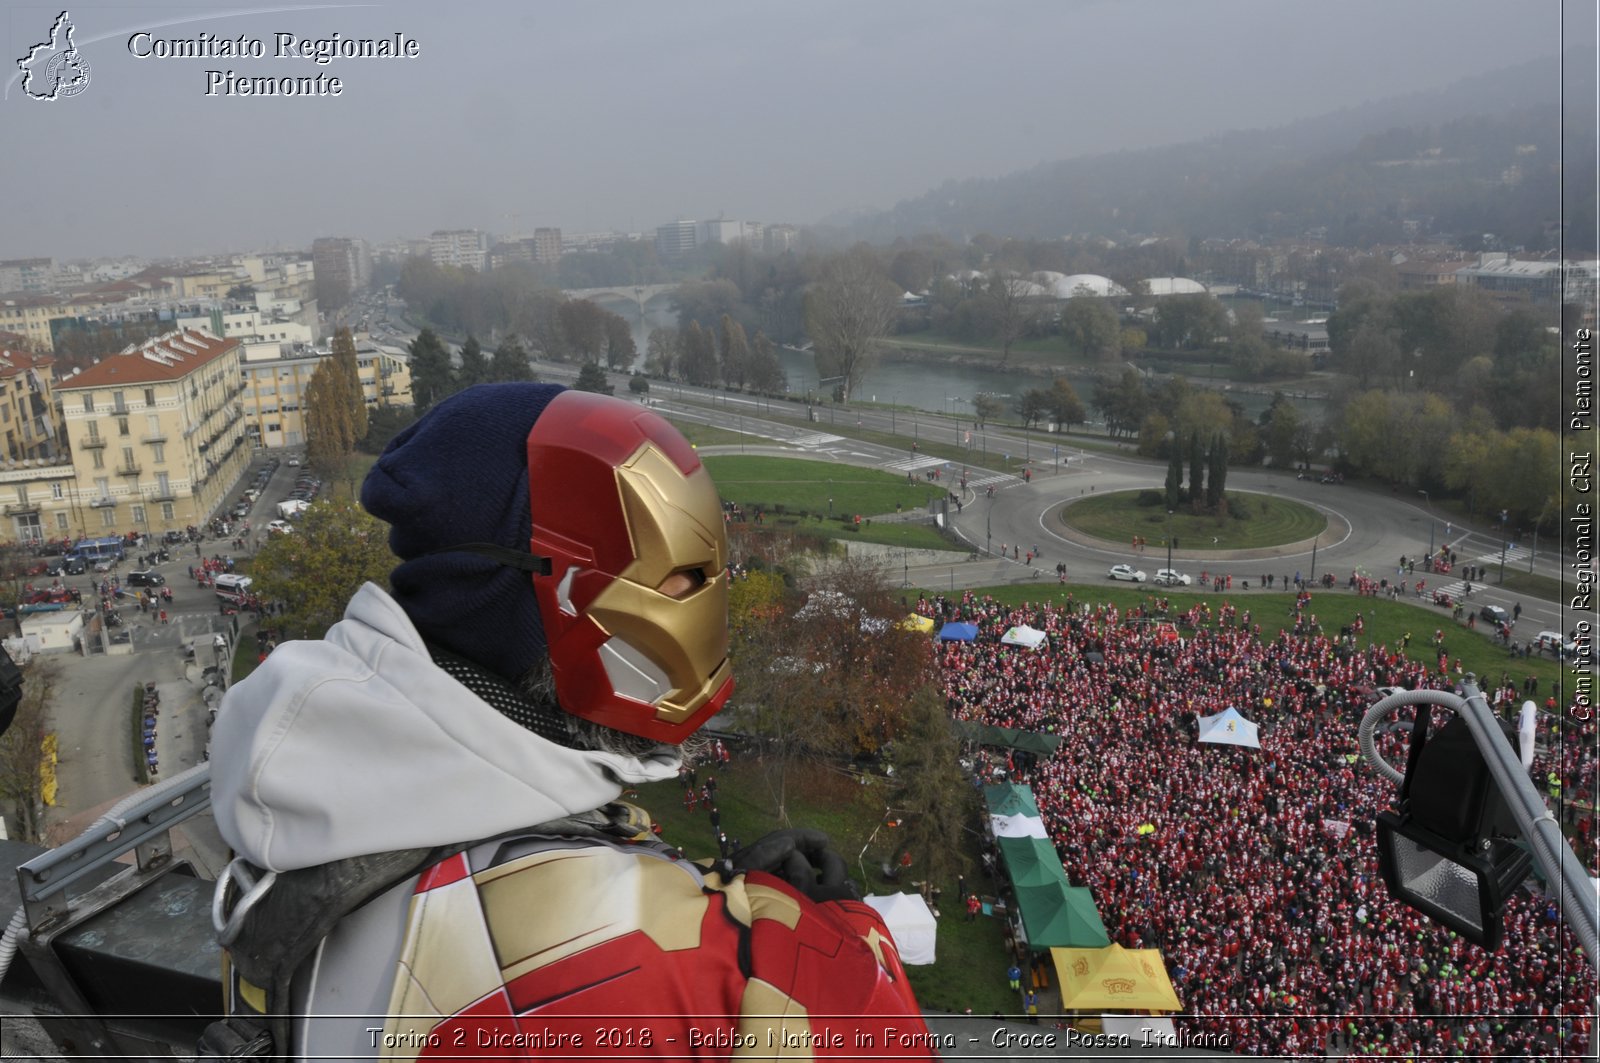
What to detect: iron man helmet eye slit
<box><xmin>657</xmin><ymin>567</ymin><xmax>709</xmax><ymax>599</ymax></box>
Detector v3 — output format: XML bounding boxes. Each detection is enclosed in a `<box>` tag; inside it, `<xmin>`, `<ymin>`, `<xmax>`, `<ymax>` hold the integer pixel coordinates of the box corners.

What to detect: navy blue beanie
<box><xmin>361</xmin><ymin>382</ymin><xmax>568</xmax><ymax>683</ymax></box>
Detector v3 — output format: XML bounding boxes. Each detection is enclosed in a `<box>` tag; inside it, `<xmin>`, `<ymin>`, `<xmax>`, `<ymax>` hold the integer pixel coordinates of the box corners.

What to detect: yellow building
<box><xmin>0</xmin><ymin>293</ymin><xmax>127</xmax><ymax>353</ymax></box>
<box><xmin>241</xmin><ymin>340</ymin><xmax>412</xmax><ymax>450</ymax></box>
<box><xmin>44</xmin><ymin>329</ymin><xmax>251</xmax><ymax>539</ymax></box>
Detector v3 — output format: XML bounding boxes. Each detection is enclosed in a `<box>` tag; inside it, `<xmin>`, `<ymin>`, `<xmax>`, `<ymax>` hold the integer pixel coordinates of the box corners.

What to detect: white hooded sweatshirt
<box><xmin>210</xmin><ymin>582</ymin><xmax>683</xmax><ymax>873</ymax></box>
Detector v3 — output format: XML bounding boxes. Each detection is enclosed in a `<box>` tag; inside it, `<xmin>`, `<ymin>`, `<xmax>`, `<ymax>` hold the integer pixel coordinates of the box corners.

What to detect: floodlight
<box><xmin>1374</xmin><ymin>710</ymin><xmax>1532</xmax><ymax>950</ymax></box>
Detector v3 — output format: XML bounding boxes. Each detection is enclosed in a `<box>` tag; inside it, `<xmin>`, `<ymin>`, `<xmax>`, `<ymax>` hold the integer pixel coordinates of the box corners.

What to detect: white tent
<box><xmin>1197</xmin><ymin>707</ymin><xmax>1261</xmax><ymax>749</ymax></box>
<box><xmin>1101</xmin><ymin>1015</ymin><xmax>1179</xmax><ymax>1043</ymax></box>
<box><xmin>864</xmin><ymin>892</ymin><xmax>938</xmax><ymax>965</ymax></box>
<box><xmin>990</xmin><ymin>812</ymin><xmax>1049</xmax><ymax>839</ymax></box>
<box><xmin>1000</xmin><ymin>625</ymin><xmax>1048</xmax><ymax>650</ymax></box>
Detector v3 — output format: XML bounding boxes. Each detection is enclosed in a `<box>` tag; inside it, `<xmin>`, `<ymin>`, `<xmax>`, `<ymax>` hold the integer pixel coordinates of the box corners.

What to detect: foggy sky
<box><xmin>0</xmin><ymin>0</ymin><xmax>1592</xmax><ymax>260</ymax></box>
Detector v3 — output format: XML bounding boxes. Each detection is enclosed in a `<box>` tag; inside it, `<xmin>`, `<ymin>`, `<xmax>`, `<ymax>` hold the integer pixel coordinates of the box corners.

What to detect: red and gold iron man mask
<box><xmin>525</xmin><ymin>391</ymin><xmax>733</xmax><ymax>743</ymax></box>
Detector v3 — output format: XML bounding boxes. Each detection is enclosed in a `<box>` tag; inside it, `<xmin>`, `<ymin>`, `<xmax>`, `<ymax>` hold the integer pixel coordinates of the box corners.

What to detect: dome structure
<box><xmin>1030</xmin><ymin>271</ymin><xmax>1129</xmax><ymax>299</ymax></box>
<box><xmin>1142</xmin><ymin>277</ymin><xmax>1208</xmax><ymax>297</ymax></box>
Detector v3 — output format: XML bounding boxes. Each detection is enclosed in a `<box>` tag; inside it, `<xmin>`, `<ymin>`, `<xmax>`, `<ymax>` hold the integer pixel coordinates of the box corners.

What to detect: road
<box><xmin>640</xmin><ymin>389</ymin><xmax>1569</xmax><ymax>637</ymax></box>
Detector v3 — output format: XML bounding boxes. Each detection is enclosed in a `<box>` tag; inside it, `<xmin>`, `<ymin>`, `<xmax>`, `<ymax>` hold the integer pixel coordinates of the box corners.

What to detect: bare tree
<box><xmin>803</xmin><ymin>248</ymin><xmax>900</xmax><ymax>402</ymax></box>
<box><xmin>985</xmin><ymin>272</ymin><xmax>1034</xmax><ymax>365</ymax></box>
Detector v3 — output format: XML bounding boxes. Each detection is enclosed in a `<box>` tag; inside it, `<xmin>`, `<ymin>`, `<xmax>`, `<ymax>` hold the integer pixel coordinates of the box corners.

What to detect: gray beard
<box><xmin>516</xmin><ymin>660</ymin><xmax>705</xmax><ymax>764</ymax></box>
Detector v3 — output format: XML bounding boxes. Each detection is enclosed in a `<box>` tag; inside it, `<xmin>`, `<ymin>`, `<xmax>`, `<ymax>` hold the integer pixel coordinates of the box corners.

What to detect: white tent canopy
<box><xmin>1197</xmin><ymin>707</ymin><xmax>1261</xmax><ymax>749</ymax></box>
<box><xmin>1001</xmin><ymin>625</ymin><xmax>1048</xmax><ymax>650</ymax></box>
<box><xmin>990</xmin><ymin>812</ymin><xmax>1049</xmax><ymax>839</ymax></box>
<box><xmin>864</xmin><ymin>892</ymin><xmax>938</xmax><ymax>965</ymax></box>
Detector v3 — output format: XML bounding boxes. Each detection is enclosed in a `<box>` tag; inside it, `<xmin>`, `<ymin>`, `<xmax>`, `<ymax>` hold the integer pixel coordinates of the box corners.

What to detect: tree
<box><xmin>457</xmin><ymin>334</ymin><xmax>488</xmax><ymax>389</ymax></box>
<box><xmin>490</xmin><ymin>336</ymin><xmax>534</xmax><ymax>382</ymax></box>
<box><xmin>1206</xmin><ymin>433</ymin><xmax>1228</xmax><ymax>512</ymax></box>
<box><xmin>628</xmin><ymin>373</ymin><xmax>650</xmax><ymax>397</ymax></box>
<box><xmin>1226</xmin><ymin>300</ymin><xmax>1272</xmax><ymax>378</ymax></box>
<box><xmin>0</xmin><ymin>659</ymin><xmax>56</xmax><ymax>843</ymax></box>
<box><xmin>1016</xmin><ymin>388</ymin><xmax>1050</xmax><ymax>429</ymax></box>
<box><xmin>603</xmin><ymin>314</ymin><xmax>636</xmax><ymax>371</ymax></box>
<box><xmin>1165</xmin><ymin>439</ymin><xmax>1184</xmax><ymax>509</ymax></box>
<box><xmin>1150</xmin><ymin>293</ymin><xmax>1228</xmax><ymax>350</ymax></box>
<box><xmin>557</xmin><ymin>299</ymin><xmax>609</xmax><ymax>362</ymax></box>
<box><xmin>1260</xmin><ymin>393</ymin><xmax>1303</xmax><ymax>469</ymax></box>
<box><xmin>1093</xmin><ymin>369</ymin><xmax>1149</xmax><ymax>440</ymax></box>
<box><xmin>249</xmin><ymin>500</ymin><xmax>397</xmax><ymax>639</ymax></box>
<box><xmin>803</xmin><ymin>248</ymin><xmax>900</xmax><ymax>402</ymax></box>
<box><xmin>1045</xmin><ymin>377</ymin><xmax>1087</xmax><ymax>430</ymax></box>
<box><xmin>746</xmin><ymin>330</ymin><xmax>787</xmax><ymax>394</ymax></box>
<box><xmin>330</xmin><ymin>326</ymin><xmax>369</xmax><ymax>444</ymax></box>
<box><xmin>971</xmin><ymin>392</ymin><xmax>1007</xmax><ymax>428</ymax></box>
<box><xmin>984</xmin><ymin>272</ymin><xmax>1033</xmax><ymax>365</ymax></box>
<box><xmin>407</xmin><ymin>328</ymin><xmax>454</xmax><ymax>415</ymax></box>
<box><xmin>679</xmin><ymin>321</ymin><xmax>719</xmax><ymax>386</ymax></box>
<box><xmin>1059</xmin><ymin>297</ymin><xmax>1121</xmax><ymax>359</ymax></box>
<box><xmin>890</xmin><ymin>686</ymin><xmax>975</xmax><ymax>892</ymax></box>
<box><xmin>574</xmin><ymin>361</ymin><xmax>614</xmax><ymax>395</ymax></box>
<box><xmin>304</xmin><ymin>359</ymin><xmax>359</xmax><ymax>484</ymax></box>
<box><xmin>1188</xmin><ymin>430</ymin><xmax>1204</xmax><ymax>509</ymax></box>
<box><xmin>645</xmin><ymin>327</ymin><xmax>680</xmax><ymax>378</ymax></box>
<box><xmin>718</xmin><ymin>314</ymin><xmax>750</xmax><ymax>389</ymax></box>
<box><xmin>733</xmin><ymin>558</ymin><xmax>932</xmax><ymax>824</ymax></box>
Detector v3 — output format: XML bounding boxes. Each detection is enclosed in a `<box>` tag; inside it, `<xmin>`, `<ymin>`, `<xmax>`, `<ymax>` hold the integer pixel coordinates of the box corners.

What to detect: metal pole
<box><xmin>1310</xmin><ymin>539</ymin><xmax>1318</xmax><ymax>583</ymax></box>
<box><xmin>1498</xmin><ymin>511</ymin><xmax>1508</xmax><ymax>585</ymax></box>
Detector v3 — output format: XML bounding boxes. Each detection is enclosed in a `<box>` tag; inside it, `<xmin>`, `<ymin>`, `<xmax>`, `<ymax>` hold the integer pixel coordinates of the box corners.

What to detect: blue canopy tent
<box><xmin>938</xmin><ymin>622</ymin><xmax>979</xmax><ymax>642</ymax></box>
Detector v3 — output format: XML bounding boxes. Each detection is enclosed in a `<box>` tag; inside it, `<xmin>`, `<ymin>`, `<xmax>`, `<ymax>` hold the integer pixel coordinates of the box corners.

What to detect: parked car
<box><xmin>267</xmin><ymin>520</ymin><xmax>294</xmax><ymax>536</ymax></box>
<box><xmin>1479</xmin><ymin>605</ymin><xmax>1510</xmax><ymax>625</ymax></box>
<box><xmin>52</xmin><ymin>557</ymin><xmax>87</xmax><ymax>576</ymax></box>
<box><xmin>126</xmin><ymin>570</ymin><xmax>166</xmax><ymax>587</ymax></box>
<box><xmin>286</xmin><ymin>457</ymin><xmax>301</xmax><ymax>466</ymax></box>
<box><xmin>1154</xmin><ymin>568</ymin><xmax>1192</xmax><ymax>587</ymax></box>
<box><xmin>1108</xmin><ymin>564</ymin><xmax>1147</xmax><ymax>582</ymax></box>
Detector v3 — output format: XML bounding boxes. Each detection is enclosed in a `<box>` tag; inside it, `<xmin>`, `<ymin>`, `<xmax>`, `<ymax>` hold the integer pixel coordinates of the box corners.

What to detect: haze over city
<box><xmin>2</xmin><ymin>0</ymin><xmax>1593</xmax><ymax>259</ymax></box>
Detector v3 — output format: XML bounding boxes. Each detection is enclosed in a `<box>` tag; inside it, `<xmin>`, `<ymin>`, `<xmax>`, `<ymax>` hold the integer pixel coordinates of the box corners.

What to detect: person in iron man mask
<box><xmin>206</xmin><ymin>383</ymin><xmax>932</xmax><ymax>1061</ymax></box>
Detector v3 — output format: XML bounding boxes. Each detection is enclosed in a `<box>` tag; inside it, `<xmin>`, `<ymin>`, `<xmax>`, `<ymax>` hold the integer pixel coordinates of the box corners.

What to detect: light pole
<box><xmin>1165</xmin><ymin>510</ymin><xmax>1174</xmax><ymax>574</ymax></box>
<box><xmin>890</xmin><ymin>393</ymin><xmax>897</xmax><ymax>435</ymax></box>
<box><xmin>1419</xmin><ymin>490</ymin><xmax>1434</xmax><ymax>556</ymax></box>
<box><xmin>1498</xmin><ymin>509</ymin><xmax>1509</xmax><ymax>585</ymax></box>
<box><xmin>986</xmin><ymin>496</ymin><xmax>993</xmax><ymax>558</ymax></box>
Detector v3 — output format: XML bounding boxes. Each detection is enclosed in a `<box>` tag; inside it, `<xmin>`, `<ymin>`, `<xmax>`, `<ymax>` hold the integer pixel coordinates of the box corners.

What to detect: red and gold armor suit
<box><xmin>374</xmin><ymin>833</ymin><xmax>936</xmax><ymax>1060</ymax></box>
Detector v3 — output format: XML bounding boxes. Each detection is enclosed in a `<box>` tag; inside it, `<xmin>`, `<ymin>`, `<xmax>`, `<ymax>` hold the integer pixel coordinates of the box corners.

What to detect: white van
<box><xmin>213</xmin><ymin>573</ymin><xmax>253</xmax><ymax>593</ymax></box>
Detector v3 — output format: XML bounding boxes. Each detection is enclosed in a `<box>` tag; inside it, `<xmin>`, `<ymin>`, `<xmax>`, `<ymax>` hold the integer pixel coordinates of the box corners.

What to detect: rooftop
<box><xmin>54</xmin><ymin>329</ymin><xmax>238</xmax><ymax>389</ymax></box>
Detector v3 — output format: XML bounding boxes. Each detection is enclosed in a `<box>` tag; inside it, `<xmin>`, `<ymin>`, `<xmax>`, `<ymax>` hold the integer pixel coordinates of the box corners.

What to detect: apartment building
<box><xmin>48</xmin><ymin>329</ymin><xmax>250</xmax><ymax>539</ymax></box>
<box><xmin>240</xmin><ymin>339</ymin><xmax>412</xmax><ymax>450</ymax></box>
<box><xmin>311</xmin><ymin>237</ymin><xmax>370</xmax><ymax>309</ymax></box>
<box><xmin>428</xmin><ymin>230</ymin><xmax>489</xmax><ymax>271</ymax></box>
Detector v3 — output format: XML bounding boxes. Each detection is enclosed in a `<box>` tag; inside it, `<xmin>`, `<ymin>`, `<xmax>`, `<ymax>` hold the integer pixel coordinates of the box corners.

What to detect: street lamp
<box><xmin>1419</xmin><ymin>490</ymin><xmax>1434</xmax><ymax>556</ymax></box>
<box><xmin>1497</xmin><ymin>509</ymin><xmax>1509</xmax><ymax>584</ymax></box>
<box><xmin>1165</xmin><ymin>511</ymin><xmax>1175</xmax><ymax>575</ymax></box>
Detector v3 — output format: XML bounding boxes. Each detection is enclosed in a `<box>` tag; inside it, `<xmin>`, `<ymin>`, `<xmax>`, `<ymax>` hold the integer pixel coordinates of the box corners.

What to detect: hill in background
<box><xmin>834</xmin><ymin>48</ymin><xmax>1597</xmax><ymax>252</ymax></box>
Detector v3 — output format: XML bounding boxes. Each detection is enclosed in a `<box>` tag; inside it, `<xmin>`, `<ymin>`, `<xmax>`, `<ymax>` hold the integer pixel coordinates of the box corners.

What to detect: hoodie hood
<box><xmin>210</xmin><ymin>583</ymin><xmax>683</xmax><ymax>872</ymax></box>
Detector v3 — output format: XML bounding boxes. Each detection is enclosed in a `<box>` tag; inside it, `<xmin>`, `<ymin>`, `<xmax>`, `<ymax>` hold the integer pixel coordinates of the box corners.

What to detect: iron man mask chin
<box><xmin>526</xmin><ymin>390</ymin><xmax>733</xmax><ymax>744</ymax></box>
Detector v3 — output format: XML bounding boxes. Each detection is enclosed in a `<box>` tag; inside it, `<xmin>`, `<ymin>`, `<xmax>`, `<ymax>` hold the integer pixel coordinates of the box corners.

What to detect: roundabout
<box><xmin>1054</xmin><ymin>489</ymin><xmax>1331</xmax><ymax>557</ymax></box>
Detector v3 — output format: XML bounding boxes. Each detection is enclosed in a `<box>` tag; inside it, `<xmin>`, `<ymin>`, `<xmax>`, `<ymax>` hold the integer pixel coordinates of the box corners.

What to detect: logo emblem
<box><xmin>18</xmin><ymin>11</ymin><xmax>91</xmax><ymax>101</ymax></box>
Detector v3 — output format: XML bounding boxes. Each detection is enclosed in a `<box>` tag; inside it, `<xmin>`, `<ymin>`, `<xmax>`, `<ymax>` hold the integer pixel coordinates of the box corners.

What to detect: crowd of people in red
<box><xmin>922</xmin><ymin>590</ymin><xmax>1595</xmax><ymax>1060</ymax></box>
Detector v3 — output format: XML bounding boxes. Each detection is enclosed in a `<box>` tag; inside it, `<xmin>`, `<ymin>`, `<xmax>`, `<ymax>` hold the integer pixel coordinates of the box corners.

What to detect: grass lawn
<box><xmin>704</xmin><ymin>455</ymin><xmax>961</xmax><ymax>552</ymax></box>
<box><xmin>665</xmin><ymin>419</ymin><xmax>751</xmax><ymax>449</ymax></box>
<box><xmin>936</xmin><ymin>583</ymin><xmax>1567</xmax><ymax>695</ymax></box>
<box><xmin>1059</xmin><ymin>489</ymin><xmax>1327</xmax><ymax>550</ymax></box>
<box><xmin>1497</xmin><ymin>568</ymin><xmax>1565</xmax><ymax>603</ymax></box>
<box><xmin>634</xmin><ymin>757</ymin><xmax>1016</xmax><ymax>1015</ymax></box>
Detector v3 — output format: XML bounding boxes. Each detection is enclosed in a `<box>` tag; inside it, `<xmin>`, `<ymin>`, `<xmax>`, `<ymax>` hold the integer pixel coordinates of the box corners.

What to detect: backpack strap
<box><xmin>201</xmin><ymin>846</ymin><xmax>461</xmax><ymax>1060</ymax></box>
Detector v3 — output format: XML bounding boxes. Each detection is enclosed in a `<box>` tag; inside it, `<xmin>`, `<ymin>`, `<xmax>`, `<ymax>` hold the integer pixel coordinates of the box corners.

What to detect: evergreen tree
<box><xmin>457</xmin><ymin>334</ymin><xmax>488</xmax><ymax>389</ymax></box>
<box><xmin>680</xmin><ymin>321</ymin><xmax>718</xmax><ymax>386</ymax></box>
<box><xmin>1165</xmin><ymin>440</ymin><xmax>1184</xmax><ymax>510</ymax></box>
<box><xmin>407</xmin><ymin>327</ymin><xmax>454</xmax><ymax>415</ymax></box>
<box><xmin>1210</xmin><ymin>433</ymin><xmax>1230</xmax><ymax>510</ymax></box>
<box><xmin>603</xmin><ymin>315</ymin><xmax>636</xmax><ymax>371</ymax></box>
<box><xmin>574</xmin><ymin>361</ymin><xmax>614</xmax><ymax>395</ymax></box>
<box><xmin>490</xmin><ymin>336</ymin><xmax>534</xmax><ymax>382</ymax></box>
<box><xmin>1188</xmin><ymin>430</ymin><xmax>1204</xmax><ymax>509</ymax></box>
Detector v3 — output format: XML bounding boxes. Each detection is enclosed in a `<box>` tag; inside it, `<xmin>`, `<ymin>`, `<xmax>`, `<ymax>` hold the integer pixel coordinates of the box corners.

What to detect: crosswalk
<box><xmin>1431</xmin><ymin>546</ymin><xmax>1528</xmax><ymax>599</ymax></box>
<box><xmin>787</xmin><ymin>432</ymin><xmax>844</xmax><ymax>448</ymax></box>
<box><xmin>882</xmin><ymin>454</ymin><xmax>948</xmax><ymax>473</ymax></box>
